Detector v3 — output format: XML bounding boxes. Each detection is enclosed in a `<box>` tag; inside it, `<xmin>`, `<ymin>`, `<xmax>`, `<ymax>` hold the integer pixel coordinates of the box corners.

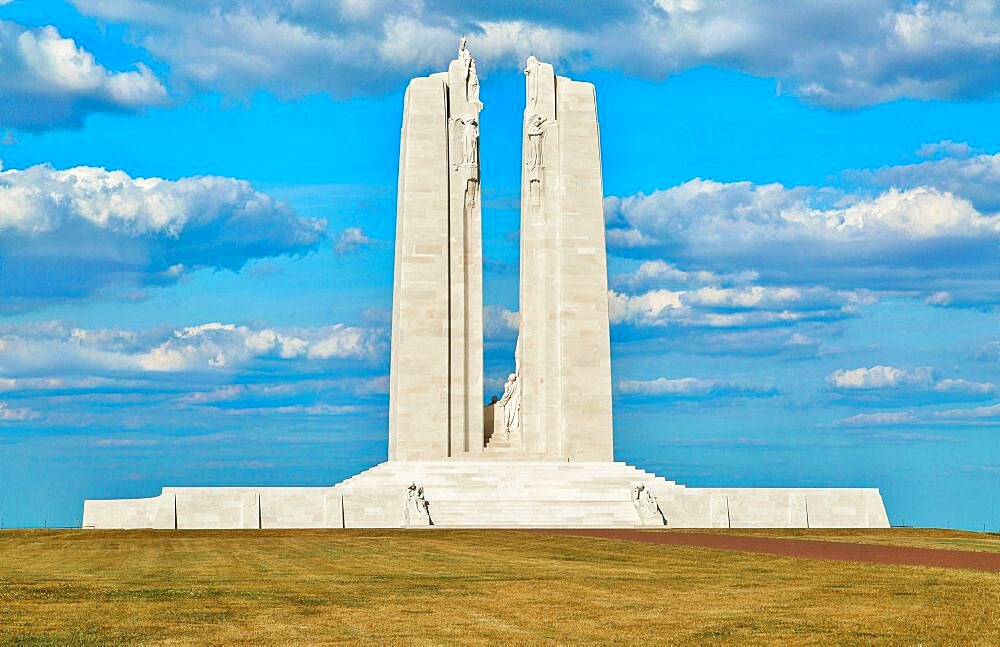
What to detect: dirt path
<box><xmin>535</xmin><ymin>529</ymin><xmax>1000</xmax><ymax>572</ymax></box>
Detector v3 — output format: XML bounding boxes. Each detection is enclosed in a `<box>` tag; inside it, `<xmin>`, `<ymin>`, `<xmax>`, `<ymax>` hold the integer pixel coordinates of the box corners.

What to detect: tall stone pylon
<box><xmin>388</xmin><ymin>40</ymin><xmax>484</xmax><ymax>460</ymax></box>
<box><xmin>517</xmin><ymin>57</ymin><xmax>614</xmax><ymax>460</ymax></box>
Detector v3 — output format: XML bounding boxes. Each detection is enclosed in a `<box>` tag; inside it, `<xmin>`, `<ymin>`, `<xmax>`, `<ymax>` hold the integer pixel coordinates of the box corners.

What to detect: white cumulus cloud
<box><xmin>484</xmin><ymin>305</ymin><xmax>520</xmax><ymax>340</ymax></box>
<box><xmin>827</xmin><ymin>365</ymin><xmax>995</xmax><ymax>396</ymax></box>
<box><xmin>0</xmin><ymin>21</ymin><xmax>167</xmax><ymax>130</ymax></box>
<box><xmin>0</xmin><ymin>164</ymin><xmax>327</xmax><ymax>309</ymax></box>
<box><xmin>334</xmin><ymin>226</ymin><xmax>376</xmax><ymax>255</ymax></box>
<box><xmin>605</xmin><ymin>168</ymin><xmax>1000</xmax><ymax>307</ymax></box>
<box><xmin>826</xmin><ymin>365</ymin><xmax>996</xmax><ymax>405</ymax></box>
<box><xmin>847</xmin><ymin>151</ymin><xmax>1000</xmax><ymax>213</ymax></box>
<box><xmin>828</xmin><ymin>365</ymin><xmax>934</xmax><ymax>389</ymax></box>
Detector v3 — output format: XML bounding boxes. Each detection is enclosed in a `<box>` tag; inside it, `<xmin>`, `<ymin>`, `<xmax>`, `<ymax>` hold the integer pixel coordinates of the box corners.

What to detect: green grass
<box><xmin>1</xmin><ymin>529</ymin><xmax>997</xmax><ymax>645</ymax></box>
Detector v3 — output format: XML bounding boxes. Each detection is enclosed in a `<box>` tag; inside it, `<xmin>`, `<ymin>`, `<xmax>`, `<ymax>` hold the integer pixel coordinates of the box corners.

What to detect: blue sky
<box><xmin>0</xmin><ymin>0</ymin><xmax>997</xmax><ymax>530</ymax></box>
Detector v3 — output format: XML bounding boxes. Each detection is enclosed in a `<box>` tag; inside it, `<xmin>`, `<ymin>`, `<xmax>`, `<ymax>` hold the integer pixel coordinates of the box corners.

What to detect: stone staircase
<box><xmin>482</xmin><ymin>401</ymin><xmax>521</xmax><ymax>451</ymax></box>
<box><xmin>331</xmin><ymin>460</ymin><xmax>683</xmax><ymax>528</ymax></box>
<box><xmin>483</xmin><ymin>431</ymin><xmax>521</xmax><ymax>451</ymax></box>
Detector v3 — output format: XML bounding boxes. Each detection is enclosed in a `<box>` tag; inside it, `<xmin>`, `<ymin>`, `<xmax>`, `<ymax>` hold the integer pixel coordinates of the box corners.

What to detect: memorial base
<box><xmin>83</xmin><ymin>461</ymin><xmax>889</xmax><ymax>529</ymax></box>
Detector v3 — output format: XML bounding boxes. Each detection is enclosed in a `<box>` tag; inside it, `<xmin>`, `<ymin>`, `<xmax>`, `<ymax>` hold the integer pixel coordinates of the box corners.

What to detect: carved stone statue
<box><xmin>494</xmin><ymin>333</ymin><xmax>523</xmax><ymax>441</ymax></box>
<box><xmin>455</xmin><ymin>37</ymin><xmax>482</xmax><ymax>110</ymax></box>
<box><xmin>526</xmin><ymin>114</ymin><xmax>546</xmax><ymax>170</ymax></box>
<box><xmin>631</xmin><ymin>484</ymin><xmax>666</xmax><ymax>526</ymax></box>
<box><xmin>461</xmin><ymin>115</ymin><xmax>479</xmax><ymax>167</ymax></box>
<box><xmin>468</xmin><ymin>59</ymin><xmax>480</xmax><ymax>107</ymax></box>
<box><xmin>405</xmin><ymin>483</ymin><xmax>432</xmax><ymax>526</ymax></box>
<box><xmin>458</xmin><ymin>37</ymin><xmax>471</xmax><ymax>66</ymax></box>
<box><xmin>496</xmin><ymin>372</ymin><xmax>521</xmax><ymax>440</ymax></box>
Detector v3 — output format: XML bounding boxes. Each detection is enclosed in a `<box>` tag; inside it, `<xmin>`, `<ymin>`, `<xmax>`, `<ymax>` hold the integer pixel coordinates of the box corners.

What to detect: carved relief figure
<box><xmin>465</xmin><ymin>178</ymin><xmax>478</xmax><ymax>207</ymax></box>
<box><xmin>524</xmin><ymin>55</ymin><xmax>540</xmax><ymax>109</ymax></box>
<box><xmin>526</xmin><ymin>114</ymin><xmax>546</xmax><ymax>170</ymax></box>
<box><xmin>528</xmin><ymin>179</ymin><xmax>541</xmax><ymax>206</ymax></box>
<box><xmin>461</xmin><ymin>115</ymin><xmax>479</xmax><ymax>167</ymax></box>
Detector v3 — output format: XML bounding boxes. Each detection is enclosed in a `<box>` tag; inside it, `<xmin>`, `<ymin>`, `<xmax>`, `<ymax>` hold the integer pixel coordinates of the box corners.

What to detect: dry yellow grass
<box><xmin>1</xmin><ymin>529</ymin><xmax>997</xmax><ymax>645</ymax></box>
<box><xmin>673</xmin><ymin>527</ymin><xmax>1000</xmax><ymax>553</ymax></box>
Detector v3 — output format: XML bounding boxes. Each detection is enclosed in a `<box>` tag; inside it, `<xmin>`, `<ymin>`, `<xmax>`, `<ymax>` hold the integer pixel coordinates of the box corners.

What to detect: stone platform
<box><xmin>83</xmin><ymin>461</ymin><xmax>889</xmax><ymax>529</ymax></box>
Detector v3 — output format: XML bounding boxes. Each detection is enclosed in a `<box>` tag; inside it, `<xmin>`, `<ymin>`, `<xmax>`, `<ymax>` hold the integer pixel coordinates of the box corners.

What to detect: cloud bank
<box><xmin>606</xmin><ymin>151</ymin><xmax>1000</xmax><ymax>308</ymax></box>
<box><xmin>0</xmin><ymin>319</ymin><xmax>388</xmax><ymax>429</ymax></box>
<box><xmin>0</xmin><ymin>320</ymin><xmax>382</xmax><ymax>377</ymax></box>
<box><xmin>618</xmin><ymin>376</ymin><xmax>776</xmax><ymax>399</ymax></box>
<box><xmin>69</xmin><ymin>0</ymin><xmax>1000</xmax><ymax>108</ymax></box>
<box><xmin>827</xmin><ymin>365</ymin><xmax>996</xmax><ymax>401</ymax></box>
<box><xmin>0</xmin><ymin>164</ymin><xmax>326</xmax><ymax>309</ymax></box>
<box><xmin>830</xmin><ymin>402</ymin><xmax>1000</xmax><ymax>427</ymax></box>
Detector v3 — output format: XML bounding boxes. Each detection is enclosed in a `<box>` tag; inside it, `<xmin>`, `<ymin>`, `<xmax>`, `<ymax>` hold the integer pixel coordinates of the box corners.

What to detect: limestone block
<box><xmin>664</xmin><ymin>488</ymin><xmax>891</xmax><ymax>529</ymax></box>
<box><xmin>170</xmin><ymin>488</ymin><xmax>259</xmax><ymax>530</ymax></box>
<box><xmin>259</xmin><ymin>488</ymin><xmax>343</xmax><ymax>529</ymax></box>
<box><xmin>82</xmin><ymin>492</ymin><xmax>174</xmax><ymax>529</ymax></box>
<box><xmin>340</xmin><ymin>486</ymin><xmax>406</xmax><ymax>528</ymax></box>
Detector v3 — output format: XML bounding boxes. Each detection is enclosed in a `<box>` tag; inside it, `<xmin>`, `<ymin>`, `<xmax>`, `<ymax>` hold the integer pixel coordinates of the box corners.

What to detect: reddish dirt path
<box><xmin>534</xmin><ymin>529</ymin><xmax>1000</xmax><ymax>572</ymax></box>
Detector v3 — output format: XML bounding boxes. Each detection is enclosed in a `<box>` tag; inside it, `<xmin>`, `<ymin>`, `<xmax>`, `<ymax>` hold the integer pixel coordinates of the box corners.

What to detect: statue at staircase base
<box><xmin>404</xmin><ymin>484</ymin><xmax>433</xmax><ymax>526</ymax></box>
<box><xmin>633</xmin><ymin>484</ymin><xmax>667</xmax><ymax>526</ymax></box>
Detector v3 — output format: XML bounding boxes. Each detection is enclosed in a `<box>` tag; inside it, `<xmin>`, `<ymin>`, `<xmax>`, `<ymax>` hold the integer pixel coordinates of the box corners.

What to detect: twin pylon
<box><xmin>81</xmin><ymin>42</ymin><xmax>891</xmax><ymax>530</ymax></box>
<box><xmin>388</xmin><ymin>43</ymin><xmax>614</xmax><ymax>462</ymax></box>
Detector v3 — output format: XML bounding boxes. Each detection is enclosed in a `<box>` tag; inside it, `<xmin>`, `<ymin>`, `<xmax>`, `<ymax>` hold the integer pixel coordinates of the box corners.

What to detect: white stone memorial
<box><xmin>83</xmin><ymin>42</ymin><xmax>889</xmax><ymax>530</ymax></box>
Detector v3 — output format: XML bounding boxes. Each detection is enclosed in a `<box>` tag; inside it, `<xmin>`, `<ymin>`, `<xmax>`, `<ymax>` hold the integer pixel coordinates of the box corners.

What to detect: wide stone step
<box><xmin>338</xmin><ymin>479</ymin><xmax>681</xmax><ymax>495</ymax></box>
<box><xmin>424</xmin><ymin>500</ymin><xmax>645</xmax><ymax>527</ymax></box>
<box><xmin>336</xmin><ymin>462</ymin><xmax>671</xmax><ymax>476</ymax></box>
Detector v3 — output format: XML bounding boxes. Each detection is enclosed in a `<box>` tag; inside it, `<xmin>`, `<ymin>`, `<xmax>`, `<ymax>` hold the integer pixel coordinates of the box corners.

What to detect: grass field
<box><xmin>674</xmin><ymin>527</ymin><xmax>1000</xmax><ymax>553</ymax></box>
<box><xmin>1</xmin><ymin>529</ymin><xmax>997</xmax><ymax>645</ymax></box>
